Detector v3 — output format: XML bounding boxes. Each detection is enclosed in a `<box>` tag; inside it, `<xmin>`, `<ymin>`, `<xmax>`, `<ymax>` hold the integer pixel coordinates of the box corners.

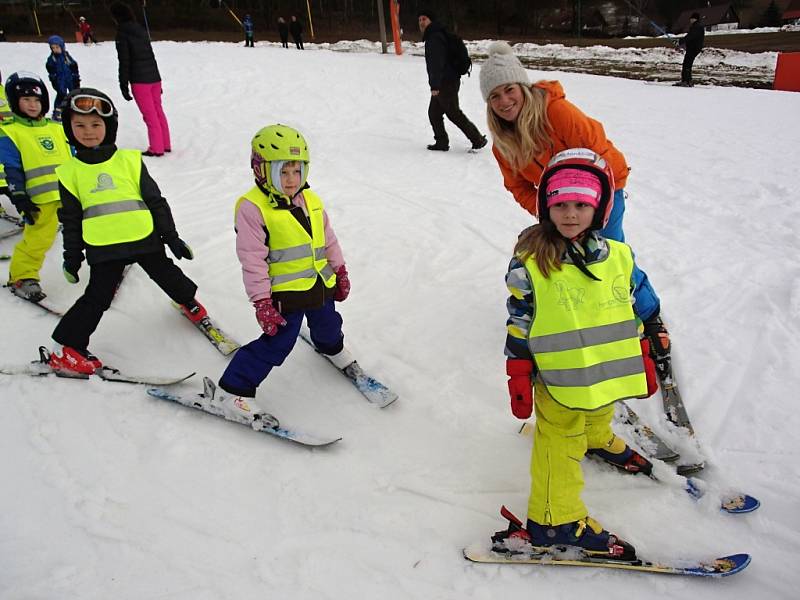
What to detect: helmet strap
<box><xmin>564</xmin><ymin>239</ymin><xmax>601</xmax><ymax>282</ymax></box>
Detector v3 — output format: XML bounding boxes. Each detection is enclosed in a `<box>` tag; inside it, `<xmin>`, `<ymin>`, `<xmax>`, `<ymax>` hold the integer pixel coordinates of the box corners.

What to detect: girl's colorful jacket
<box><xmin>504</xmin><ymin>231</ymin><xmax>658</xmax><ymax>361</ymax></box>
<box><xmin>46</xmin><ymin>35</ymin><xmax>81</xmax><ymax>94</ymax></box>
<box><xmin>235</xmin><ymin>186</ymin><xmax>345</xmax><ymax>313</ymax></box>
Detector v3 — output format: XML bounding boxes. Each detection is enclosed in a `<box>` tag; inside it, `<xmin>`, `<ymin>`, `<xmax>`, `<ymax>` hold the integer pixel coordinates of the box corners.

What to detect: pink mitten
<box><xmin>254</xmin><ymin>298</ymin><xmax>287</xmax><ymax>336</ymax></box>
<box><xmin>334</xmin><ymin>265</ymin><xmax>350</xmax><ymax>302</ymax></box>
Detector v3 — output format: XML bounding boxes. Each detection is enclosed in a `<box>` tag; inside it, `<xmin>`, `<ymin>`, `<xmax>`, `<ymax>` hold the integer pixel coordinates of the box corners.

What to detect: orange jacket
<box><xmin>492</xmin><ymin>81</ymin><xmax>629</xmax><ymax>216</ymax></box>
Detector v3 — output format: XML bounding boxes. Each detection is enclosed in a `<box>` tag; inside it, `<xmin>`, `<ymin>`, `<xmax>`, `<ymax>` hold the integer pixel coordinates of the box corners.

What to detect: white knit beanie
<box><xmin>479</xmin><ymin>41</ymin><xmax>530</xmax><ymax>102</ymax></box>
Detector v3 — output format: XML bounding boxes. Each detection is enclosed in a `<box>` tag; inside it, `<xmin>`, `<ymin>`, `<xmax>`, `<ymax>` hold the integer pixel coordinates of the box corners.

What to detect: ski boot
<box><xmin>10</xmin><ymin>278</ymin><xmax>46</xmax><ymax>302</ymax></box>
<box><xmin>202</xmin><ymin>377</ymin><xmax>279</xmax><ymax>431</ymax></box>
<box><xmin>643</xmin><ymin>314</ymin><xmax>671</xmax><ymax>380</ymax></box>
<box><xmin>180</xmin><ymin>298</ymin><xmax>208</xmax><ymax>323</ymax></box>
<box><xmin>588</xmin><ymin>435</ymin><xmax>653</xmax><ymax>476</ymax></box>
<box><xmin>47</xmin><ymin>345</ymin><xmax>103</xmax><ymax>376</ymax></box>
<box><xmin>326</xmin><ymin>347</ymin><xmax>355</xmax><ymax>371</ymax></box>
<box><xmin>490</xmin><ymin>505</ymin><xmax>637</xmax><ymax>562</ymax></box>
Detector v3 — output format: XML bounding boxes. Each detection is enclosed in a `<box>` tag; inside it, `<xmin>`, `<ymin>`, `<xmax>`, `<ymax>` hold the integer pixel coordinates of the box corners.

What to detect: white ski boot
<box><xmin>201</xmin><ymin>377</ymin><xmax>279</xmax><ymax>431</ymax></box>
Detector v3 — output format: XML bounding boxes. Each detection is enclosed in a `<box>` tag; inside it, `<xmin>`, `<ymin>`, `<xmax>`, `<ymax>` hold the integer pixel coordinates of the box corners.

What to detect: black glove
<box><xmin>165</xmin><ymin>236</ymin><xmax>194</xmax><ymax>260</ymax></box>
<box><xmin>120</xmin><ymin>83</ymin><xmax>133</xmax><ymax>102</ymax></box>
<box><xmin>0</xmin><ymin>185</ymin><xmax>9</xmax><ymax>199</ymax></box>
<box><xmin>11</xmin><ymin>192</ymin><xmax>39</xmax><ymax>225</ymax></box>
<box><xmin>643</xmin><ymin>313</ymin><xmax>671</xmax><ymax>379</ymax></box>
<box><xmin>63</xmin><ymin>254</ymin><xmax>83</xmax><ymax>284</ymax></box>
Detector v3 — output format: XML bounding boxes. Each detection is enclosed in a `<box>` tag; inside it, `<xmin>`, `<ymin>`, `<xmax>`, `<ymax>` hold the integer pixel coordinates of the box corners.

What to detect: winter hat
<box><xmin>690</xmin><ymin>12</ymin><xmax>701</xmax><ymax>20</ymax></box>
<box><xmin>110</xmin><ymin>2</ymin><xmax>134</xmax><ymax>23</ymax></box>
<box><xmin>47</xmin><ymin>35</ymin><xmax>66</xmax><ymax>50</ymax></box>
<box><xmin>544</xmin><ymin>168</ymin><xmax>603</xmax><ymax>209</ymax></box>
<box><xmin>417</xmin><ymin>8</ymin><xmax>436</xmax><ymax>21</ymax></box>
<box><xmin>479</xmin><ymin>41</ymin><xmax>530</xmax><ymax>102</ymax></box>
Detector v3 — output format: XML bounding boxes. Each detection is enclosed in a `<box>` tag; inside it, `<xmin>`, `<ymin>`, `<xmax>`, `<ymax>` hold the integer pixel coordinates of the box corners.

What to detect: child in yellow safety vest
<box><xmin>210</xmin><ymin>124</ymin><xmax>353</xmax><ymax>422</ymax></box>
<box><xmin>0</xmin><ymin>72</ymin><xmax>72</xmax><ymax>302</ymax></box>
<box><xmin>46</xmin><ymin>88</ymin><xmax>206</xmax><ymax>375</ymax></box>
<box><xmin>494</xmin><ymin>148</ymin><xmax>667</xmax><ymax>563</ymax></box>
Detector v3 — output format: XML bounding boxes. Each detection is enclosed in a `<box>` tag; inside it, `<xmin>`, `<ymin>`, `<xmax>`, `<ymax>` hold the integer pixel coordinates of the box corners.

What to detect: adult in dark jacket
<box><xmin>678</xmin><ymin>12</ymin><xmax>705</xmax><ymax>86</ymax></box>
<box><xmin>289</xmin><ymin>16</ymin><xmax>304</xmax><ymax>50</ymax></box>
<box><xmin>418</xmin><ymin>9</ymin><xmax>485</xmax><ymax>152</ymax></box>
<box><xmin>277</xmin><ymin>17</ymin><xmax>289</xmax><ymax>48</ymax></box>
<box><xmin>110</xmin><ymin>2</ymin><xmax>171</xmax><ymax>156</ymax></box>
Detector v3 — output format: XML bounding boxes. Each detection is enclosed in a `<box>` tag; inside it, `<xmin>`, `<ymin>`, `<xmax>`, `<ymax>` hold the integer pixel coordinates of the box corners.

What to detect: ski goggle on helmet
<box><xmin>537</xmin><ymin>148</ymin><xmax>615</xmax><ymax>231</ymax></box>
<box><xmin>251</xmin><ymin>124</ymin><xmax>310</xmax><ymax>197</ymax></box>
<box><xmin>70</xmin><ymin>93</ymin><xmax>115</xmax><ymax>117</ymax></box>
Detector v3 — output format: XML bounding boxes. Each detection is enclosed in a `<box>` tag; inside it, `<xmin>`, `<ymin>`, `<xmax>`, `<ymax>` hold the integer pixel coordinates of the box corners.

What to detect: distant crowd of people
<box><xmin>242</xmin><ymin>14</ymin><xmax>305</xmax><ymax>50</ymax></box>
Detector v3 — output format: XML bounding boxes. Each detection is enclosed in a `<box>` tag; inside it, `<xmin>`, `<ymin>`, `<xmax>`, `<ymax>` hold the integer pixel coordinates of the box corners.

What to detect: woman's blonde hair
<box><xmin>487</xmin><ymin>83</ymin><xmax>552</xmax><ymax>174</ymax></box>
<box><xmin>514</xmin><ymin>221</ymin><xmax>565</xmax><ymax>278</ymax></box>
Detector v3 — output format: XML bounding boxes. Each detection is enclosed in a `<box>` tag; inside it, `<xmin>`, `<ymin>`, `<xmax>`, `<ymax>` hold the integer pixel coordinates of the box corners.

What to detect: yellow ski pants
<box><xmin>527</xmin><ymin>380</ymin><xmax>617</xmax><ymax>526</ymax></box>
<box><xmin>8</xmin><ymin>202</ymin><xmax>60</xmax><ymax>283</ymax></box>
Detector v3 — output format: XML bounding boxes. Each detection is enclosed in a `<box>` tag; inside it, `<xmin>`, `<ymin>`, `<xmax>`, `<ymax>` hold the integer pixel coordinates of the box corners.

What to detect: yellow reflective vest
<box><xmin>0</xmin><ymin>88</ymin><xmax>11</xmax><ymax>121</ymax></box>
<box><xmin>56</xmin><ymin>149</ymin><xmax>154</xmax><ymax>246</ymax></box>
<box><xmin>1</xmin><ymin>117</ymin><xmax>71</xmax><ymax>205</ymax></box>
<box><xmin>523</xmin><ymin>239</ymin><xmax>647</xmax><ymax>410</ymax></box>
<box><xmin>236</xmin><ymin>186</ymin><xmax>336</xmax><ymax>293</ymax></box>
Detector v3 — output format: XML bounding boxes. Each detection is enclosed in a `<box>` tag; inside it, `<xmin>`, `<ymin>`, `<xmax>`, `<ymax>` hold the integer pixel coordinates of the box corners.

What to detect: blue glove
<box><xmin>166</xmin><ymin>236</ymin><xmax>194</xmax><ymax>260</ymax></box>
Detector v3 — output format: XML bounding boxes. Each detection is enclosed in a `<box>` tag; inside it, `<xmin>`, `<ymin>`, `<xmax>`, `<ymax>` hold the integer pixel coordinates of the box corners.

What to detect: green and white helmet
<box><xmin>250</xmin><ymin>124</ymin><xmax>310</xmax><ymax>198</ymax></box>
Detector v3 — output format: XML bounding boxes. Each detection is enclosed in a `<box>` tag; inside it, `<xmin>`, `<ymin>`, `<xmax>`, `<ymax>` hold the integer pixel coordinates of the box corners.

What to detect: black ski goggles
<box><xmin>70</xmin><ymin>94</ymin><xmax>114</xmax><ymax>117</ymax></box>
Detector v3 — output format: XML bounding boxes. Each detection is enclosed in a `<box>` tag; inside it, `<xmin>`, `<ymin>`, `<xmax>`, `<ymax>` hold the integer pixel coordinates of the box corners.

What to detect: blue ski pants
<box><xmin>219</xmin><ymin>299</ymin><xmax>345</xmax><ymax>398</ymax></box>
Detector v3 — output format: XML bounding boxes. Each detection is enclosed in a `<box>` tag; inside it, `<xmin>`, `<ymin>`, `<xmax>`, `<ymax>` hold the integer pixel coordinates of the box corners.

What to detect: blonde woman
<box><xmin>479</xmin><ymin>41</ymin><xmax>670</xmax><ymax>387</ymax></box>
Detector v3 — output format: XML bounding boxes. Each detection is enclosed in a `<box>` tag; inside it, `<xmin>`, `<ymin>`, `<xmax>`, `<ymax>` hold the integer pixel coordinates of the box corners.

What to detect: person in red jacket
<box><xmin>78</xmin><ymin>17</ymin><xmax>97</xmax><ymax>45</ymax></box>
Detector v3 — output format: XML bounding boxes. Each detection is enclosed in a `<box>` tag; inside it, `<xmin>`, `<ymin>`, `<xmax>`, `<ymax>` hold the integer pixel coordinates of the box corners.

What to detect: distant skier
<box><xmin>493</xmin><ymin>148</ymin><xmax>659</xmax><ymax>561</ymax></box>
<box><xmin>277</xmin><ymin>17</ymin><xmax>289</xmax><ymax>48</ymax></box>
<box><xmin>289</xmin><ymin>15</ymin><xmax>304</xmax><ymax>50</ymax></box>
<box><xmin>213</xmin><ymin>124</ymin><xmax>352</xmax><ymax>420</ymax></box>
<box><xmin>677</xmin><ymin>12</ymin><xmax>705</xmax><ymax>87</ymax></box>
<box><xmin>78</xmin><ymin>16</ymin><xmax>97</xmax><ymax>45</ymax></box>
<box><xmin>45</xmin><ymin>35</ymin><xmax>81</xmax><ymax>121</ymax></box>
<box><xmin>243</xmin><ymin>14</ymin><xmax>254</xmax><ymax>47</ymax></box>
<box><xmin>47</xmin><ymin>88</ymin><xmax>206</xmax><ymax>375</ymax></box>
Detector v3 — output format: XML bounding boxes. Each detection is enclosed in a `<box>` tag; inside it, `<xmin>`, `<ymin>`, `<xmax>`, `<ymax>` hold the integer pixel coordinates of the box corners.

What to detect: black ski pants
<box><xmin>428</xmin><ymin>78</ymin><xmax>483</xmax><ymax>147</ymax></box>
<box><xmin>681</xmin><ymin>50</ymin><xmax>700</xmax><ymax>83</ymax></box>
<box><xmin>52</xmin><ymin>250</ymin><xmax>197</xmax><ymax>351</ymax></box>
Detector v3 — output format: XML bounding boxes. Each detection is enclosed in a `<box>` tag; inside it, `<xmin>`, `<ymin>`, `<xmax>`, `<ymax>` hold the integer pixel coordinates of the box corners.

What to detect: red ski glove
<box><xmin>254</xmin><ymin>298</ymin><xmax>286</xmax><ymax>336</ymax></box>
<box><xmin>506</xmin><ymin>359</ymin><xmax>534</xmax><ymax>419</ymax></box>
<box><xmin>640</xmin><ymin>338</ymin><xmax>659</xmax><ymax>397</ymax></box>
<box><xmin>334</xmin><ymin>265</ymin><xmax>350</xmax><ymax>302</ymax></box>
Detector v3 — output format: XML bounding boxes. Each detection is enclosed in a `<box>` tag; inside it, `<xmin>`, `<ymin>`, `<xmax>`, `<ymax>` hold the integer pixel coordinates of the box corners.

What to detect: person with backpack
<box><xmin>417</xmin><ymin>9</ymin><xmax>486</xmax><ymax>152</ymax></box>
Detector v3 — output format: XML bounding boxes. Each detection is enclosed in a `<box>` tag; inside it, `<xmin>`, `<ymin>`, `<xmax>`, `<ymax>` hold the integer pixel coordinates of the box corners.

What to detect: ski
<box><xmin>0</xmin><ymin>347</ymin><xmax>195</xmax><ymax>386</ymax></box>
<box><xmin>6</xmin><ymin>285</ymin><xmax>63</xmax><ymax>316</ymax></box>
<box><xmin>174</xmin><ymin>303</ymin><xmax>240</xmax><ymax>356</ymax></box>
<box><xmin>298</xmin><ymin>331</ymin><xmax>398</xmax><ymax>407</ymax></box>
<box><xmin>147</xmin><ymin>377</ymin><xmax>342</xmax><ymax>447</ymax></box>
<box><xmin>657</xmin><ymin>352</ymin><xmax>707</xmax><ymax>473</ymax></box>
<box><xmin>518</xmin><ymin>421</ymin><xmax>758</xmax><ymax>514</ymax></box>
<box><xmin>464</xmin><ymin>507</ymin><xmax>750</xmax><ymax>577</ymax></box>
<box><xmin>617</xmin><ymin>401</ymin><xmax>679</xmax><ymax>463</ymax></box>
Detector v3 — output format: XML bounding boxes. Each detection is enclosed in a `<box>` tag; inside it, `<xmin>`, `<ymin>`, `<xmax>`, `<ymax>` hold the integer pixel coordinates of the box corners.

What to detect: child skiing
<box><xmin>45</xmin><ymin>35</ymin><xmax>80</xmax><ymax>121</ymax></box>
<box><xmin>47</xmin><ymin>88</ymin><xmax>205</xmax><ymax>374</ymax></box>
<box><xmin>212</xmin><ymin>124</ymin><xmax>352</xmax><ymax>420</ymax></box>
<box><xmin>495</xmin><ymin>148</ymin><xmax>664</xmax><ymax>562</ymax></box>
<box><xmin>78</xmin><ymin>17</ymin><xmax>97</xmax><ymax>45</ymax></box>
<box><xmin>0</xmin><ymin>72</ymin><xmax>72</xmax><ymax>302</ymax></box>
<box><xmin>243</xmin><ymin>14</ymin><xmax>255</xmax><ymax>47</ymax></box>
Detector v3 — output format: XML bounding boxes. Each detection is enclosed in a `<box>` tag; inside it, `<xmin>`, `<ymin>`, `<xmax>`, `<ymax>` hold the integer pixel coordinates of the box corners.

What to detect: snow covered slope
<box><xmin>1</xmin><ymin>41</ymin><xmax>798</xmax><ymax>598</ymax></box>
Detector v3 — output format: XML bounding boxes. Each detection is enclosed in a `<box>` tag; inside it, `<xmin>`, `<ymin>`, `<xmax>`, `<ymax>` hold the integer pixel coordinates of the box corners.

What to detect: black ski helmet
<box><xmin>61</xmin><ymin>88</ymin><xmax>119</xmax><ymax>149</ymax></box>
<box><xmin>4</xmin><ymin>71</ymin><xmax>49</xmax><ymax>118</ymax></box>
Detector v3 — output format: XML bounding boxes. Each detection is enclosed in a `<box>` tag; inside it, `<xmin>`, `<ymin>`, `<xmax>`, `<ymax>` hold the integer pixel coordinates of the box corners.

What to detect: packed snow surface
<box><xmin>1</xmin><ymin>41</ymin><xmax>798</xmax><ymax>598</ymax></box>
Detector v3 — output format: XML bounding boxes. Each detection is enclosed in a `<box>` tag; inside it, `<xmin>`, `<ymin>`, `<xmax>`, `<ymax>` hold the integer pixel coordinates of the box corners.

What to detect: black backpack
<box><xmin>446</xmin><ymin>31</ymin><xmax>472</xmax><ymax>76</ymax></box>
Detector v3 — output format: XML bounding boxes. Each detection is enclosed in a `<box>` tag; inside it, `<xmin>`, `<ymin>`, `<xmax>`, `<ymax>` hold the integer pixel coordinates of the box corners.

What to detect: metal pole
<box><xmin>141</xmin><ymin>0</ymin><xmax>151</xmax><ymax>41</ymax></box>
<box><xmin>376</xmin><ymin>0</ymin><xmax>388</xmax><ymax>54</ymax></box>
<box><xmin>306</xmin><ymin>0</ymin><xmax>315</xmax><ymax>39</ymax></box>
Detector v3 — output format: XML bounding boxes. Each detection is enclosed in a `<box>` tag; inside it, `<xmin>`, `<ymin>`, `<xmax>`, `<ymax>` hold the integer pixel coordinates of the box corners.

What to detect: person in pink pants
<box><xmin>131</xmin><ymin>81</ymin><xmax>170</xmax><ymax>156</ymax></box>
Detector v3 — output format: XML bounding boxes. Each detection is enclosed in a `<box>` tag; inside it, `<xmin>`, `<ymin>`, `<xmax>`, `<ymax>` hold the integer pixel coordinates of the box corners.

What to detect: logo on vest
<box><xmin>90</xmin><ymin>173</ymin><xmax>117</xmax><ymax>193</ymax></box>
<box><xmin>555</xmin><ymin>281</ymin><xmax>585</xmax><ymax>311</ymax></box>
<box><xmin>597</xmin><ymin>274</ymin><xmax>632</xmax><ymax>310</ymax></box>
<box><xmin>38</xmin><ymin>136</ymin><xmax>55</xmax><ymax>152</ymax></box>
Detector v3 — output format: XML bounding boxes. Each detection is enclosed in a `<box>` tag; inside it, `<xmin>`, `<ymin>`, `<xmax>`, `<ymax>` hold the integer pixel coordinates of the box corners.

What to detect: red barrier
<box><xmin>774</xmin><ymin>52</ymin><xmax>800</xmax><ymax>92</ymax></box>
